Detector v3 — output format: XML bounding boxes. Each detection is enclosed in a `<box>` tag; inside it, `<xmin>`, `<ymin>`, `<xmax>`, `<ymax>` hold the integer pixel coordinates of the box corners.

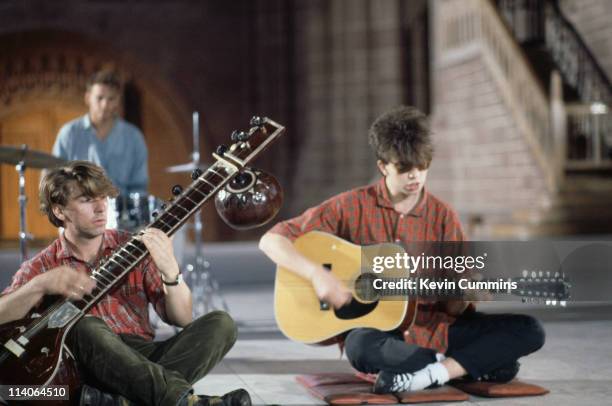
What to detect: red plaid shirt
<box><xmin>269</xmin><ymin>177</ymin><xmax>466</xmax><ymax>353</ymax></box>
<box><xmin>2</xmin><ymin>229</ymin><xmax>168</xmax><ymax>340</ymax></box>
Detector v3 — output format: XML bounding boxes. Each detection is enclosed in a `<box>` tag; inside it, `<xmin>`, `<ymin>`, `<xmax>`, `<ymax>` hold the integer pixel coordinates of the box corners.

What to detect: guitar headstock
<box><xmin>515</xmin><ymin>270</ymin><xmax>571</xmax><ymax>306</ymax></box>
<box><xmin>214</xmin><ymin>116</ymin><xmax>285</xmax><ymax>169</ymax></box>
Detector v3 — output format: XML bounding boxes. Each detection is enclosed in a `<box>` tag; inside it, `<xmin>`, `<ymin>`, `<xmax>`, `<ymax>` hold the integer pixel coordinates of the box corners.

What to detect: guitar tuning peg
<box><xmin>554</xmin><ymin>271</ymin><xmax>560</xmax><ymax>278</ymax></box>
<box><xmin>560</xmin><ymin>300</ymin><xmax>567</xmax><ymax>307</ymax></box>
<box><xmin>545</xmin><ymin>299</ymin><xmax>551</xmax><ymax>306</ymax></box>
<box><xmin>551</xmin><ymin>300</ymin><xmax>557</xmax><ymax>306</ymax></box>
<box><xmin>538</xmin><ymin>271</ymin><xmax>543</xmax><ymax>277</ymax></box>
<box><xmin>531</xmin><ymin>271</ymin><xmax>537</xmax><ymax>278</ymax></box>
<box><xmin>522</xmin><ymin>270</ymin><xmax>528</xmax><ymax>277</ymax></box>
<box><xmin>546</xmin><ymin>271</ymin><xmax>550</xmax><ymax>278</ymax></box>
<box><xmin>522</xmin><ymin>297</ymin><xmax>527</xmax><ymax>303</ymax></box>
<box><xmin>152</xmin><ymin>210</ymin><xmax>158</xmax><ymax>218</ymax></box>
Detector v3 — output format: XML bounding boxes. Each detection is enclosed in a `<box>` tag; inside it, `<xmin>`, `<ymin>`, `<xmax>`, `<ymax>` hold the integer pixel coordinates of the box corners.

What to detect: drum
<box><xmin>107</xmin><ymin>193</ymin><xmax>164</xmax><ymax>232</ymax></box>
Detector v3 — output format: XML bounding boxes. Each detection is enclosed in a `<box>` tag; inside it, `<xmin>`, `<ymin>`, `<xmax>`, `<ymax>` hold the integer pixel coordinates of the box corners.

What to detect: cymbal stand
<box><xmin>185</xmin><ymin>112</ymin><xmax>229</xmax><ymax>317</ymax></box>
<box><xmin>16</xmin><ymin>145</ymin><xmax>32</xmax><ymax>263</ymax></box>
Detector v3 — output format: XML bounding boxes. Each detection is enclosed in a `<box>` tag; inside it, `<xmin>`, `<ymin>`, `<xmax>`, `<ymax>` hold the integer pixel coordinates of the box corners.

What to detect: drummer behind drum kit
<box><xmin>0</xmin><ymin>112</ymin><xmax>283</xmax><ymax>319</ymax></box>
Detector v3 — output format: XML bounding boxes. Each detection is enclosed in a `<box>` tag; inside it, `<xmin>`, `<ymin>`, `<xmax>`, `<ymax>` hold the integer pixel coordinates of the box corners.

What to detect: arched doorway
<box><xmin>0</xmin><ymin>30</ymin><xmax>217</xmax><ymax>243</ymax></box>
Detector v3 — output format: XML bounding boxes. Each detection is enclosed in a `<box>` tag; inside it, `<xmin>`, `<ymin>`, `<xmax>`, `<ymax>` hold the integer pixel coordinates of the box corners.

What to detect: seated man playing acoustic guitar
<box><xmin>0</xmin><ymin>161</ymin><xmax>250</xmax><ymax>406</ymax></box>
<box><xmin>259</xmin><ymin>106</ymin><xmax>545</xmax><ymax>393</ymax></box>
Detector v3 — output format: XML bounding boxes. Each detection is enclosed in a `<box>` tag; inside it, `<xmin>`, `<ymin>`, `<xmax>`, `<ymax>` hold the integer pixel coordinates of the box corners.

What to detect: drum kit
<box><xmin>0</xmin><ymin>145</ymin><xmax>66</xmax><ymax>263</ymax></box>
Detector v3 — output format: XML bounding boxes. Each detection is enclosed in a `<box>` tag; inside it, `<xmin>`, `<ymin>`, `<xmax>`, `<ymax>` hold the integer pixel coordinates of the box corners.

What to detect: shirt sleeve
<box><xmin>268</xmin><ymin>196</ymin><xmax>344</xmax><ymax>242</ymax></box>
<box><xmin>52</xmin><ymin>124</ymin><xmax>70</xmax><ymax>159</ymax></box>
<box><xmin>129</xmin><ymin>129</ymin><xmax>149</xmax><ymax>194</ymax></box>
<box><xmin>1</xmin><ymin>259</ymin><xmax>45</xmax><ymax>296</ymax></box>
<box><xmin>141</xmin><ymin>259</ymin><xmax>169</xmax><ymax>324</ymax></box>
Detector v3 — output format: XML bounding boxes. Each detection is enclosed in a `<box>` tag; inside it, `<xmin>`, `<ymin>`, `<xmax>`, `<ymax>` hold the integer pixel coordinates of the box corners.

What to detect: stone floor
<box><xmin>187</xmin><ymin>286</ymin><xmax>612</xmax><ymax>406</ymax></box>
<box><xmin>2</xmin><ymin>242</ymin><xmax>611</xmax><ymax>405</ymax></box>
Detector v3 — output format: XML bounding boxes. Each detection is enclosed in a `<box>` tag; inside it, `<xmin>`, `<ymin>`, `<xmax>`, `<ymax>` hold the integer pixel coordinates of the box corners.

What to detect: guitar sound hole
<box><xmin>354</xmin><ymin>273</ymin><xmax>379</xmax><ymax>302</ymax></box>
<box><xmin>334</xmin><ymin>299</ymin><xmax>379</xmax><ymax>320</ymax></box>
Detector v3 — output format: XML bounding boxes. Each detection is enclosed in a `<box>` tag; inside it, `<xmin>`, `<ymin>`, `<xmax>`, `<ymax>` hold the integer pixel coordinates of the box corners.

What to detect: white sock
<box><xmin>435</xmin><ymin>353</ymin><xmax>447</xmax><ymax>362</ymax></box>
<box><xmin>404</xmin><ymin>362</ymin><xmax>450</xmax><ymax>391</ymax></box>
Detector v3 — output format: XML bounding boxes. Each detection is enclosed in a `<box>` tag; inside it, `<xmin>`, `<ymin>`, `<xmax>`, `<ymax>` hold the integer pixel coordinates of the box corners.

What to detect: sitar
<box><xmin>0</xmin><ymin>116</ymin><xmax>285</xmax><ymax>406</ymax></box>
<box><xmin>274</xmin><ymin>231</ymin><xmax>571</xmax><ymax>345</ymax></box>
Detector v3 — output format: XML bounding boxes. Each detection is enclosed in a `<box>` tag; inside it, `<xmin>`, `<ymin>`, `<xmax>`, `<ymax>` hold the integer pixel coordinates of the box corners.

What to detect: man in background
<box><xmin>52</xmin><ymin>69</ymin><xmax>148</xmax><ymax>196</ymax></box>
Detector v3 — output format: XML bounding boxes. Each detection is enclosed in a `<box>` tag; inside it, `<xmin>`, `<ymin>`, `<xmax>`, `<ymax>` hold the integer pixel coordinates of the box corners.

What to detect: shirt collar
<box><xmin>83</xmin><ymin>114</ymin><xmax>93</xmax><ymax>130</ymax></box>
<box><xmin>57</xmin><ymin>229</ymin><xmax>114</xmax><ymax>262</ymax></box>
<box><xmin>375</xmin><ymin>177</ymin><xmax>428</xmax><ymax>217</ymax></box>
<box><xmin>83</xmin><ymin>114</ymin><xmax>119</xmax><ymax>133</ymax></box>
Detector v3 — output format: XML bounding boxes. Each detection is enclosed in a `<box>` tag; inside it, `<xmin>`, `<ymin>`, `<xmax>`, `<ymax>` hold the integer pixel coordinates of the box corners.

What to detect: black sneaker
<box><xmin>184</xmin><ymin>389</ymin><xmax>252</xmax><ymax>406</ymax></box>
<box><xmin>79</xmin><ymin>385</ymin><xmax>131</xmax><ymax>406</ymax></box>
<box><xmin>373</xmin><ymin>371</ymin><xmax>414</xmax><ymax>394</ymax></box>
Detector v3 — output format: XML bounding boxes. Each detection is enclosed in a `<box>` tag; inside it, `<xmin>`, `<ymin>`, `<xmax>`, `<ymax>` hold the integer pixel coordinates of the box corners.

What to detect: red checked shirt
<box><xmin>2</xmin><ymin>229</ymin><xmax>168</xmax><ymax>340</ymax></box>
<box><xmin>269</xmin><ymin>177</ymin><xmax>466</xmax><ymax>353</ymax></box>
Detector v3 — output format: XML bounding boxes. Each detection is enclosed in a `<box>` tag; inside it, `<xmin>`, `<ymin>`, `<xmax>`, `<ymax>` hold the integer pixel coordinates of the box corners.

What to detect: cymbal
<box><xmin>166</xmin><ymin>162</ymin><xmax>207</xmax><ymax>173</ymax></box>
<box><xmin>0</xmin><ymin>145</ymin><xmax>67</xmax><ymax>169</ymax></box>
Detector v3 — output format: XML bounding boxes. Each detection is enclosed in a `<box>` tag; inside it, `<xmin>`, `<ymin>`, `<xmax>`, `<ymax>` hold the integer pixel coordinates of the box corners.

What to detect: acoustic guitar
<box><xmin>0</xmin><ymin>116</ymin><xmax>285</xmax><ymax>406</ymax></box>
<box><xmin>274</xmin><ymin>231</ymin><xmax>570</xmax><ymax>345</ymax></box>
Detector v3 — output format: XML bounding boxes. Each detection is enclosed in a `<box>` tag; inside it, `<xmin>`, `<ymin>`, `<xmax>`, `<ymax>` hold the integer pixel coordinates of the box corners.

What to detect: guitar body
<box><xmin>274</xmin><ymin>231</ymin><xmax>417</xmax><ymax>344</ymax></box>
<box><xmin>0</xmin><ymin>318</ymin><xmax>81</xmax><ymax>405</ymax></box>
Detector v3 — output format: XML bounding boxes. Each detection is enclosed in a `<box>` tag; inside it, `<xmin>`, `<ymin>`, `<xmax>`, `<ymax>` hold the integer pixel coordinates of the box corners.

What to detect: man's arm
<box><xmin>259</xmin><ymin>232</ymin><xmax>352</xmax><ymax>309</ymax></box>
<box><xmin>51</xmin><ymin>124</ymin><xmax>70</xmax><ymax>159</ymax></box>
<box><xmin>0</xmin><ymin>266</ymin><xmax>95</xmax><ymax>325</ymax></box>
<box><xmin>140</xmin><ymin>228</ymin><xmax>192</xmax><ymax>327</ymax></box>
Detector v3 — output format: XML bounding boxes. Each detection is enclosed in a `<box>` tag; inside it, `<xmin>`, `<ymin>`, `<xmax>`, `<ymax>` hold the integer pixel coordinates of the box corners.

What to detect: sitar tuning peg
<box><xmin>230</xmin><ymin>130</ymin><xmax>249</xmax><ymax>142</ymax></box>
<box><xmin>191</xmin><ymin>168</ymin><xmax>204</xmax><ymax>180</ymax></box>
<box><xmin>216</xmin><ymin>145</ymin><xmax>228</xmax><ymax>156</ymax></box>
<box><xmin>171</xmin><ymin>185</ymin><xmax>183</xmax><ymax>196</ymax></box>
<box><xmin>250</xmin><ymin>116</ymin><xmax>265</xmax><ymax>127</ymax></box>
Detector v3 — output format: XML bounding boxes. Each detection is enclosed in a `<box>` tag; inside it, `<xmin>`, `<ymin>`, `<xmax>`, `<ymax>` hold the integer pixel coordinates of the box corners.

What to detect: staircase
<box><xmin>494</xmin><ymin>0</ymin><xmax>612</xmax><ymax>236</ymax></box>
<box><xmin>430</xmin><ymin>0</ymin><xmax>612</xmax><ymax>238</ymax></box>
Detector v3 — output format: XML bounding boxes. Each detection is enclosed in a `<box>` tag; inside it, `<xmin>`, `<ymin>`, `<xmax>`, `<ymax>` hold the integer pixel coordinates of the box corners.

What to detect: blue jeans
<box><xmin>345</xmin><ymin>311</ymin><xmax>545</xmax><ymax>380</ymax></box>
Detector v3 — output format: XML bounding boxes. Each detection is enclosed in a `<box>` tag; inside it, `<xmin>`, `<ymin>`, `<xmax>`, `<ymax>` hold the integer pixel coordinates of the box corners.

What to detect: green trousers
<box><xmin>67</xmin><ymin>310</ymin><xmax>237</xmax><ymax>406</ymax></box>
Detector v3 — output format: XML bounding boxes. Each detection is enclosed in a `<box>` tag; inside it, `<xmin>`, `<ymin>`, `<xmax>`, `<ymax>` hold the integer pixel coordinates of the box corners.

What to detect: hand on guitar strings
<box><xmin>35</xmin><ymin>265</ymin><xmax>96</xmax><ymax>300</ymax></box>
<box><xmin>138</xmin><ymin>227</ymin><xmax>180</xmax><ymax>282</ymax></box>
<box><xmin>311</xmin><ymin>267</ymin><xmax>353</xmax><ymax>309</ymax></box>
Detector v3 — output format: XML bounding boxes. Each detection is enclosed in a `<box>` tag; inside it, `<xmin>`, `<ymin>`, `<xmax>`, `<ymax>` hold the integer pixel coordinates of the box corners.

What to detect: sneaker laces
<box><xmin>391</xmin><ymin>372</ymin><xmax>414</xmax><ymax>392</ymax></box>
